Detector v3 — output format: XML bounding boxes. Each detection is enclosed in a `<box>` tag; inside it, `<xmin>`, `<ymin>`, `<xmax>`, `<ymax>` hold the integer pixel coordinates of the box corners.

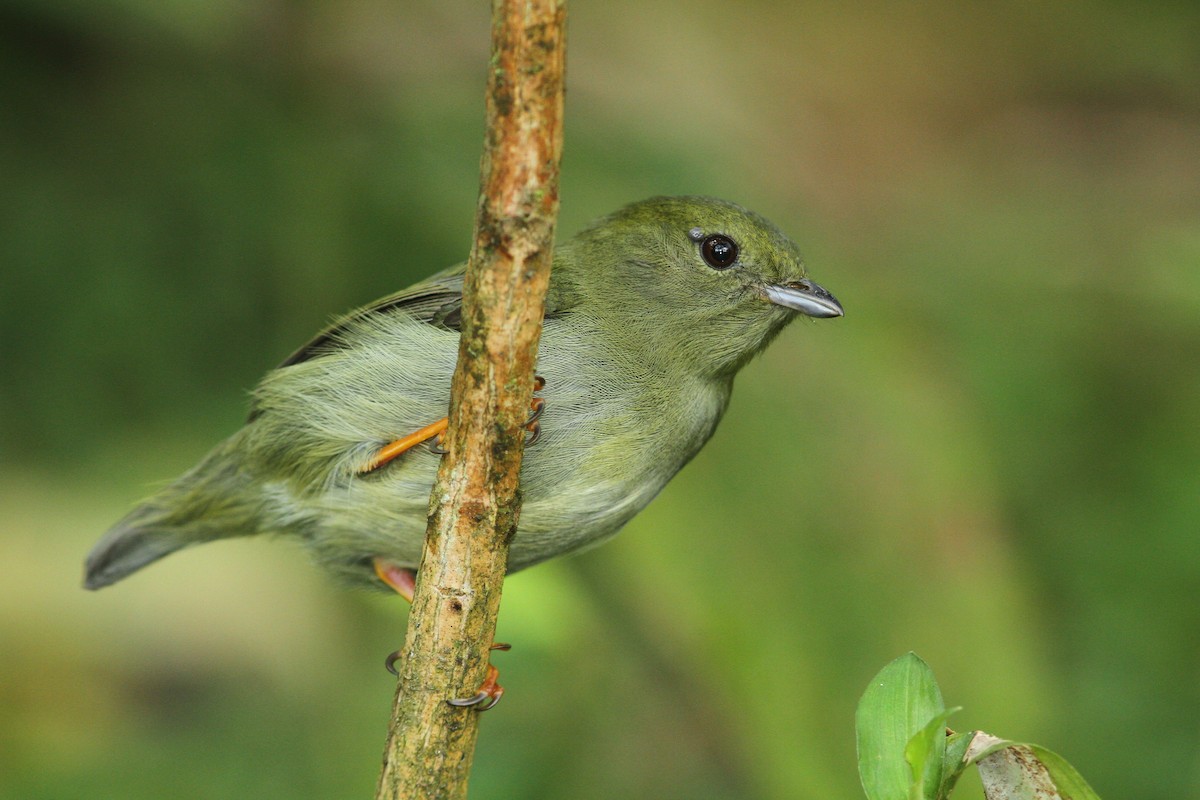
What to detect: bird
<box><xmin>85</xmin><ymin>196</ymin><xmax>842</xmax><ymax>603</ymax></box>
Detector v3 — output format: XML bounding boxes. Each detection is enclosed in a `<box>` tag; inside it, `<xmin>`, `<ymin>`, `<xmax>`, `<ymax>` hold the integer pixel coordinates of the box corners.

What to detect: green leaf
<box><xmin>856</xmin><ymin>653</ymin><xmax>946</xmax><ymax>800</ymax></box>
<box><xmin>937</xmin><ymin>731</ymin><xmax>975</xmax><ymax>799</ymax></box>
<box><xmin>904</xmin><ymin>707</ymin><xmax>959</xmax><ymax>800</ymax></box>
<box><xmin>1030</xmin><ymin>745</ymin><xmax>1103</xmax><ymax>799</ymax></box>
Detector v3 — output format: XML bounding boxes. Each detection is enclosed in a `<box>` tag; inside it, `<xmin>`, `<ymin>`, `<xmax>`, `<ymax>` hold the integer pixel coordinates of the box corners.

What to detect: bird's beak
<box><xmin>762</xmin><ymin>279</ymin><xmax>844</xmax><ymax>318</ymax></box>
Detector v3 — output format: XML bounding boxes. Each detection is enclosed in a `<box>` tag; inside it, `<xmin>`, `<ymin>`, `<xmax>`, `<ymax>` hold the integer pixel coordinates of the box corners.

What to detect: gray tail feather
<box><xmin>83</xmin><ymin>506</ymin><xmax>194</xmax><ymax>590</ymax></box>
<box><xmin>83</xmin><ymin>431</ymin><xmax>256</xmax><ymax>590</ymax></box>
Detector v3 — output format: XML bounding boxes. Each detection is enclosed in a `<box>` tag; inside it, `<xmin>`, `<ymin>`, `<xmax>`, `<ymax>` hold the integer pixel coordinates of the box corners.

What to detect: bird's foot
<box><xmin>374</xmin><ymin>558</ymin><xmax>511</xmax><ymax>710</ymax></box>
<box><xmin>447</xmin><ymin>643</ymin><xmax>512</xmax><ymax>711</ymax></box>
<box><xmin>384</xmin><ymin>643</ymin><xmax>512</xmax><ymax>712</ymax></box>
<box><xmin>525</xmin><ymin>375</ymin><xmax>546</xmax><ymax>445</ymax></box>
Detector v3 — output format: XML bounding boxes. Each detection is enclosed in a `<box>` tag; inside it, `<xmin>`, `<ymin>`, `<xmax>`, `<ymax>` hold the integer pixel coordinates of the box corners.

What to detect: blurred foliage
<box><xmin>2</xmin><ymin>0</ymin><xmax>1199</xmax><ymax>798</ymax></box>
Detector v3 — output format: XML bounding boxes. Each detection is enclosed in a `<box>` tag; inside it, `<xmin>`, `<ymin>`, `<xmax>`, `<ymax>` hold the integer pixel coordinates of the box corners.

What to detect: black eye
<box><xmin>700</xmin><ymin>234</ymin><xmax>739</xmax><ymax>269</ymax></box>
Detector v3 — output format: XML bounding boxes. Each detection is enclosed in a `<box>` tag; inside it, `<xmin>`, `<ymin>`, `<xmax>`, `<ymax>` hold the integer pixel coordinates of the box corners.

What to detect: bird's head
<box><xmin>562</xmin><ymin>196</ymin><xmax>842</xmax><ymax>378</ymax></box>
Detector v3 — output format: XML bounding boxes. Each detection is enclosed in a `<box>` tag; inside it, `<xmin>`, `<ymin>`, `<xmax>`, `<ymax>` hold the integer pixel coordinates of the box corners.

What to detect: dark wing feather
<box><xmin>248</xmin><ymin>259</ymin><xmax>579</xmax><ymax>420</ymax></box>
<box><xmin>277</xmin><ymin>265</ymin><xmax>468</xmax><ymax>368</ymax></box>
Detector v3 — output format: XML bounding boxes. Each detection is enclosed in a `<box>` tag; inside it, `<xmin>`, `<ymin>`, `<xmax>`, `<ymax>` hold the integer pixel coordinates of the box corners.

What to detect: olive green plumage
<box><xmin>84</xmin><ymin>196</ymin><xmax>842</xmax><ymax>591</ymax></box>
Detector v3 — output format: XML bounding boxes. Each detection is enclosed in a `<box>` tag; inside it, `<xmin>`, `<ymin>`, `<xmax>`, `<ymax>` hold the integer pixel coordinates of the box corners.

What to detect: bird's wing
<box><xmin>274</xmin><ymin>258</ymin><xmax>580</xmax><ymax>369</ymax></box>
<box><xmin>249</xmin><ymin>260</ymin><xmax>578</xmax><ymax>423</ymax></box>
<box><xmin>278</xmin><ymin>264</ymin><xmax>469</xmax><ymax>368</ymax></box>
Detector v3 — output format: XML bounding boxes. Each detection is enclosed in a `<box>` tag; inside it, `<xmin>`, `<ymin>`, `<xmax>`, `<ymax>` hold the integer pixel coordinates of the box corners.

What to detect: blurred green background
<box><xmin>2</xmin><ymin>1</ymin><xmax>1198</xmax><ymax>798</ymax></box>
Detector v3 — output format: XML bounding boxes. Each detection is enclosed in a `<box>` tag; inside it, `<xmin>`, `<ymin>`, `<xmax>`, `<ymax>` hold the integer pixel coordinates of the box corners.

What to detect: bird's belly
<box><xmin>505</xmin><ymin>375</ymin><xmax>729</xmax><ymax>572</ymax></box>
<box><xmin>281</xmin><ymin>338</ymin><xmax>729</xmax><ymax>586</ymax></box>
<box><xmin>290</xmin><ymin>438</ymin><xmax>670</xmax><ymax>586</ymax></box>
<box><xmin>507</xmin><ymin>465</ymin><xmax>664</xmax><ymax>572</ymax></box>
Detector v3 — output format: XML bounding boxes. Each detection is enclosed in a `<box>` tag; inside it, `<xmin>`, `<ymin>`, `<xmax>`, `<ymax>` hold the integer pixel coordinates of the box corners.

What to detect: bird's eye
<box><xmin>700</xmin><ymin>234</ymin><xmax>739</xmax><ymax>269</ymax></box>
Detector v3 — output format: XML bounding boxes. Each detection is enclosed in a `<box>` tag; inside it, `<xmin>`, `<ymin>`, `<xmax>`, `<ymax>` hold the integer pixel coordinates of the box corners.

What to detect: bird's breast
<box><xmin>507</xmin><ymin>333</ymin><xmax>731</xmax><ymax>570</ymax></box>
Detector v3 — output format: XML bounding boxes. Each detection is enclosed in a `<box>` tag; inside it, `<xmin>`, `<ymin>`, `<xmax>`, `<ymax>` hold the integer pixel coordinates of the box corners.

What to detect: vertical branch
<box><xmin>375</xmin><ymin>1</ymin><xmax>566</xmax><ymax>798</ymax></box>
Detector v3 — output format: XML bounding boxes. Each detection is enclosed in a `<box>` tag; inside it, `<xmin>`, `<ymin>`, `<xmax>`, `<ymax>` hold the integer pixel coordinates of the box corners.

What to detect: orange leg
<box><xmin>359</xmin><ymin>418</ymin><xmax>449</xmax><ymax>474</ymax></box>
<box><xmin>360</xmin><ymin>375</ymin><xmax>547</xmax><ymax>475</ymax></box>
<box><xmin>373</xmin><ymin>558</ymin><xmax>417</xmax><ymax>602</ymax></box>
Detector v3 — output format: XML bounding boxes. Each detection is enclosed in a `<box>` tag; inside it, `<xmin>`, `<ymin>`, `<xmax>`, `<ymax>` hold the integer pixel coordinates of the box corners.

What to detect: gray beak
<box><xmin>763</xmin><ymin>279</ymin><xmax>844</xmax><ymax>318</ymax></box>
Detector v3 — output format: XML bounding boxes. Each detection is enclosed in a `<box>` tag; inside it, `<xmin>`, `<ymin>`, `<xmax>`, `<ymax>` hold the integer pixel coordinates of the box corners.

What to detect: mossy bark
<box><xmin>374</xmin><ymin>1</ymin><xmax>566</xmax><ymax>798</ymax></box>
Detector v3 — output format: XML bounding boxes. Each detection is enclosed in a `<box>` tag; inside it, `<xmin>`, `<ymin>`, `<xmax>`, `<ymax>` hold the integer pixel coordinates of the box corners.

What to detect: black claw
<box><xmin>446</xmin><ymin>690</ymin><xmax>504</xmax><ymax>711</ymax></box>
<box><xmin>428</xmin><ymin>435</ymin><xmax>448</xmax><ymax>455</ymax></box>
<box><xmin>385</xmin><ymin>650</ymin><xmax>402</xmax><ymax>676</ymax></box>
<box><xmin>523</xmin><ymin>397</ymin><xmax>544</xmax><ymax>445</ymax></box>
<box><xmin>444</xmin><ymin>643</ymin><xmax>510</xmax><ymax>710</ymax></box>
<box><xmin>446</xmin><ymin>692</ymin><xmax>490</xmax><ymax>708</ymax></box>
<box><xmin>533</xmin><ymin>375</ymin><xmax>546</xmax><ymax>392</ymax></box>
<box><xmin>524</xmin><ymin>401</ymin><xmax>545</xmax><ymax>427</ymax></box>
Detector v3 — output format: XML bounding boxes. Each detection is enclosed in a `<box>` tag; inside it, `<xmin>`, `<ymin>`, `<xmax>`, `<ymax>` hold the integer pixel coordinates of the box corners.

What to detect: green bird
<box><xmin>84</xmin><ymin>195</ymin><xmax>842</xmax><ymax>600</ymax></box>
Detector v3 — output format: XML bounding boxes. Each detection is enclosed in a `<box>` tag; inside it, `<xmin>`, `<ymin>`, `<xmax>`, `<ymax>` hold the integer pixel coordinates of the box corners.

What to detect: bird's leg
<box><xmin>358</xmin><ymin>418</ymin><xmax>449</xmax><ymax>474</ymax></box>
<box><xmin>376</xmin><ymin>558</ymin><xmax>417</xmax><ymax>677</ymax></box>
<box><xmin>359</xmin><ymin>375</ymin><xmax>547</xmax><ymax>473</ymax></box>
<box><xmin>367</xmin><ymin>377</ymin><xmax>542</xmax><ymax>703</ymax></box>
<box><xmin>375</xmin><ymin>557</ymin><xmax>511</xmax><ymax>711</ymax></box>
<box><xmin>373</xmin><ymin>558</ymin><xmax>416</xmax><ymax>602</ymax></box>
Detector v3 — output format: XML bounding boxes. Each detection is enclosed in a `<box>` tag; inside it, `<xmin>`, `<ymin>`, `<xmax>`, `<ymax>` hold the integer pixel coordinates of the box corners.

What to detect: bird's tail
<box><xmin>84</xmin><ymin>432</ymin><xmax>258</xmax><ymax>590</ymax></box>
